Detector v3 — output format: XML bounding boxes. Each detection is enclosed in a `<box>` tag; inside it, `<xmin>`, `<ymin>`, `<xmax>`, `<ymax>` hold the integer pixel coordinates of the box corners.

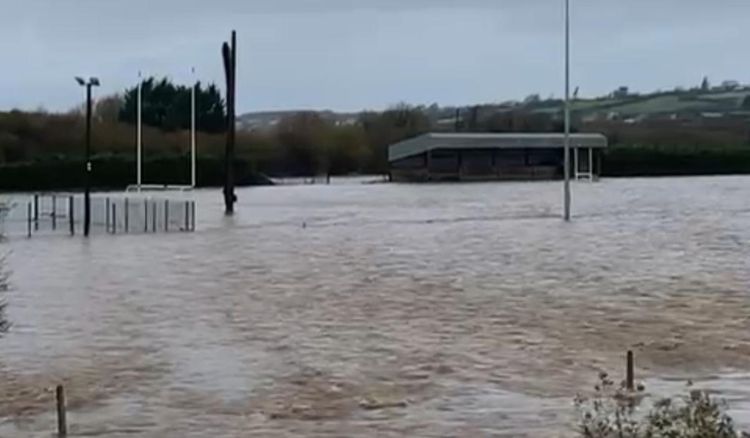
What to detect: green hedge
<box><xmin>5</xmin><ymin>147</ymin><xmax>750</xmax><ymax>191</ymax></box>
<box><xmin>0</xmin><ymin>155</ymin><xmax>272</xmax><ymax>191</ymax></box>
<box><xmin>602</xmin><ymin>145</ymin><xmax>750</xmax><ymax>177</ymax></box>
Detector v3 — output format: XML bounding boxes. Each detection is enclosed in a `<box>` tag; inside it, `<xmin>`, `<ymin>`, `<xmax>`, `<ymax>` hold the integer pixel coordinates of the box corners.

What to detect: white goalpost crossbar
<box><xmin>132</xmin><ymin>69</ymin><xmax>197</xmax><ymax>193</ymax></box>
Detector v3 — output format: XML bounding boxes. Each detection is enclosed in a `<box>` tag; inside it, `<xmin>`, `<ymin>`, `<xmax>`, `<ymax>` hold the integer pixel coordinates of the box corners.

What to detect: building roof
<box><xmin>388</xmin><ymin>132</ymin><xmax>608</xmax><ymax>162</ymax></box>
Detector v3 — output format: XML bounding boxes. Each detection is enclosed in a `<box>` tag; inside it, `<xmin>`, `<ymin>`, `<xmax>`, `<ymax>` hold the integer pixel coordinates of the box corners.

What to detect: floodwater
<box><xmin>1</xmin><ymin>176</ymin><xmax>750</xmax><ymax>437</ymax></box>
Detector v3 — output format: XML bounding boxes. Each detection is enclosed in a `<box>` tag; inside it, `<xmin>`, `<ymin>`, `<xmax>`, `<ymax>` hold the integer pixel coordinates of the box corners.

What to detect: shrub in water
<box><xmin>575</xmin><ymin>372</ymin><xmax>738</xmax><ymax>438</ymax></box>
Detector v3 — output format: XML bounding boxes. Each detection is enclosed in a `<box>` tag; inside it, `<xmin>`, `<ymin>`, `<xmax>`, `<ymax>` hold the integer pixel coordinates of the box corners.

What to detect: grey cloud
<box><xmin>1</xmin><ymin>0</ymin><xmax>748</xmax><ymax>112</ymax></box>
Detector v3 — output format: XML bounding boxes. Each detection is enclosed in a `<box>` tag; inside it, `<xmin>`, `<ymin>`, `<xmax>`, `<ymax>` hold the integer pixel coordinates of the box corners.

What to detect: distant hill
<box><xmin>237</xmin><ymin>84</ymin><xmax>750</xmax><ymax>130</ymax></box>
<box><xmin>237</xmin><ymin>110</ymin><xmax>359</xmax><ymax>131</ymax></box>
<box><xmin>530</xmin><ymin>88</ymin><xmax>750</xmax><ymax>121</ymax></box>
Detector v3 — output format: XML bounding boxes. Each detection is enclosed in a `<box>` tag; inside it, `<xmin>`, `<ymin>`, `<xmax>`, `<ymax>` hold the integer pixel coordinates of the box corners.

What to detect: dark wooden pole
<box><xmin>56</xmin><ymin>384</ymin><xmax>67</xmax><ymax>436</ymax></box>
<box><xmin>27</xmin><ymin>202</ymin><xmax>32</xmax><ymax>238</ymax></box>
<box><xmin>105</xmin><ymin>197</ymin><xmax>110</xmax><ymax>233</ymax></box>
<box><xmin>51</xmin><ymin>195</ymin><xmax>57</xmax><ymax>230</ymax></box>
<box><xmin>33</xmin><ymin>194</ymin><xmax>39</xmax><ymax>230</ymax></box>
<box><xmin>222</xmin><ymin>30</ymin><xmax>237</xmax><ymax>215</ymax></box>
<box><xmin>191</xmin><ymin>200</ymin><xmax>196</xmax><ymax>231</ymax></box>
<box><xmin>626</xmin><ymin>350</ymin><xmax>634</xmax><ymax>391</ymax></box>
<box><xmin>151</xmin><ymin>200</ymin><xmax>157</xmax><ymax>232</ymax></box>
<box><xmin>69</xmin><ymin>196</ymin><xmax>75</xmax><ymax>235</ymax></box>
<box><xmin>164</xmin><ymin>199</ymin><xmax>169</xmax><ymax>232</ymax></box>
<box><xmin>112</xmin><ymin>203</ymin><xmax>117</xmax><ymax>234</ymax></box>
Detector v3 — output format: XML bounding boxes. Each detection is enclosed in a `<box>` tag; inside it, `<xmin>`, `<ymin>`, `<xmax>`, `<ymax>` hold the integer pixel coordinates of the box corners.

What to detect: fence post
<box><xmin>152</xmin><ymin>200</ymin><xmax>157</xmax><ymax>233</ymax></box>
<box><xmin>144</xmin><ymin>199</ymin><xmax>149</xmax><ymax>233</ymax></box>
<box><xmin>33</xmin><ymin>194</ymin><xmax>39</xmax><ymax>230</ymax></box>
<box><xmin>27</xmin><ymin>202</ymin><xmax>32</xmax><ymax>238</ymax></box>
<box><xmin>105</xmin><ymin>197</ymin><xmax>111</xmax><ymax>233</ymax></box>
<box><xmin>626</xmin><ymin>350</ymin><xmax>634</xmax><ymax>391</ymax></box>
<box><xmin>184</xmin><ymin>201</ymin><xmax>189</xmax><ymax>231</ymax></box>
<box><xmin>189</xmin><ymin>201</ymin><xmax>194</xmax><ymax>231</ymax></box>
<box><xmin>56</xmin><ymin>384</ymin><xmax>67</xmax><ymax>436</ymax></box>
<box><xmin>124</xmin><ymin>198</ymin><xmax>129</xmax><ymax>233</ymax></box>
<box><xmin>51</xmin><ymin>195</ymin><xmax>57</xmax><ymax>230</ymax></box>
<box><xmin>69</xmin><ymin>196</ymin><xmax>75</xmax><ymax>236</ymax></box>
<box><xmin>112</xmin><ymin>203</ymin><xmax>117</xmax><ymax>234</ymax></box>
<box><xmin>164</xmin><ymin>199</ymin><xmax>169</xmax><ymax>232</ymax></box>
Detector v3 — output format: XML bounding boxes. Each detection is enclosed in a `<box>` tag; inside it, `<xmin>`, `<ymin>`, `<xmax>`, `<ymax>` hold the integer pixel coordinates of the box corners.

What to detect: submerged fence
<box><xmin>2</xmin><ymin>193</ymin><xmax>196</xmax><ymax>238</ymax></box>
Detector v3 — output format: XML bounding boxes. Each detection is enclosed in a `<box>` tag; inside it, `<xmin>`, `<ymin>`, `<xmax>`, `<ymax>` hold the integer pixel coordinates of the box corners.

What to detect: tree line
<box><xmin>3</xmin><ymin>76</ymin><xmax>750</xmax><ymax>190</ymax></box>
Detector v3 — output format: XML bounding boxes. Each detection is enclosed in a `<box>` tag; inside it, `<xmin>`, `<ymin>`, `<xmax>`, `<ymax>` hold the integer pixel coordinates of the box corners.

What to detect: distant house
<box><xmin>721</xmin><ymin>80</ymin><xmax>740</xmax><ymax>91</ymax></box>
<box><xmin>612</xmin><ymin>86</ymin><xmax>630</xmax><ymax>99</ymax></box>
<box><xmin>388</xmin><ymin>132</ymin><xmax>608</xmax><ymax>182</ymax></box>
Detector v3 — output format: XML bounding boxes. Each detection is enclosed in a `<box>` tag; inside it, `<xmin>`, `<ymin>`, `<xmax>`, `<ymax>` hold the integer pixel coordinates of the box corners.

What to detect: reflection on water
<box><xmin>1</xmin><ymin>176</ymin><xmax>750</xmax><ymax>437</ymax></box>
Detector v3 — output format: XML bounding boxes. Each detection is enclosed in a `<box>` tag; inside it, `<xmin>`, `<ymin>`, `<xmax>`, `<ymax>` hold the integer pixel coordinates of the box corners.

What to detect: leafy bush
<box><xmin>575</xmin><ymin>372</ymin><xmax>739</xmax><ymax>438</ymax></box>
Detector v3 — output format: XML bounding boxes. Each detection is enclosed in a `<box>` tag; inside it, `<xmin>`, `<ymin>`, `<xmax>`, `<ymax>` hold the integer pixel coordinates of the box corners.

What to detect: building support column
<box><xmin>426</xmin><ymin>150</ymin><xmax>432</xmax><ymax>182</ymax></box>
<box><xmin>457</xmin><ymin>150</ymin><xmax>463</xmax><ymax>181</ymax></box>
<box><xmin>491</xmin><ymin>149</ymin><xmax>498</xmax><ymax>179</ymax></box>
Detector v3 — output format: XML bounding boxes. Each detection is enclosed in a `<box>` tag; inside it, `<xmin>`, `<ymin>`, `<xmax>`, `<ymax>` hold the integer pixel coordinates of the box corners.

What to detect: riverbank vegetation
<box><xmin>575</xmin><ymin>372</ymin><xmax>739</xmax><ymax>438</ymax></box>
<box><xmin>3</xmin><ymin>78</ymin><xmax>750</xmax><ymax>190</ymax></box>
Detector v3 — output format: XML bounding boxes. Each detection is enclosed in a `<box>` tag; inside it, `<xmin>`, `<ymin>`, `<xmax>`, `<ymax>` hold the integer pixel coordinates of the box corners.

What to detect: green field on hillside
<box><xmin>532</xmin><ymin>90</ymin><xmax>750</xmax><ymax>117</ymax></box>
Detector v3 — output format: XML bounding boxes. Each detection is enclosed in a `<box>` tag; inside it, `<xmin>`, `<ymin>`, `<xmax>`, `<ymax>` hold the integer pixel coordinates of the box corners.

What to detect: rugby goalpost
<box><xmin>127</xmin><ymin>69</ymin><xmax>197</xmax><ymax>193</ymax></box>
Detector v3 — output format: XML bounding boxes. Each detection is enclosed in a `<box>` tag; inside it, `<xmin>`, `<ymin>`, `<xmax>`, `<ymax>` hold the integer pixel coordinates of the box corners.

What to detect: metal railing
<box><xmin>2</xmin><ymin>193</ymin><xmax>196</xmax><ymax>238</ymax></box>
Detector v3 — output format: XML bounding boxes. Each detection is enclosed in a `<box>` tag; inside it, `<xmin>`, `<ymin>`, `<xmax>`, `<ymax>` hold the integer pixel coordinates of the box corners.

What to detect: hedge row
<box><xmin>0</xmin><ymin>155</ymin><xmax>272</xmax><ymax>191</ymax></box>
<box><xmin>602</xmin><ymin>145</ymin><xmax>750</xmax><ymax>177</ymax></box>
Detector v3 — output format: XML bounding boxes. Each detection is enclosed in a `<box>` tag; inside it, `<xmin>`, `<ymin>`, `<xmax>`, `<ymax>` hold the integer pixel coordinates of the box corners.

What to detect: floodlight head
<box><xmin>90</xmin><ymin>77</ymin><xmax>100</xmax><ymax>87</ymax></box>
<box><xmin>75</xmin><ymin>77</ymin><xmax>85</xmax><ymax>86</ymax></box>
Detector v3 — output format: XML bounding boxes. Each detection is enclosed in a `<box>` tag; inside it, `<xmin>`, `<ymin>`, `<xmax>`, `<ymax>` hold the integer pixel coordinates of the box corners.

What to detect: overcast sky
<box><xmin>1</xmin><ymin>0</ymin><xmax>748</xmax><ymax>113</ymax></box>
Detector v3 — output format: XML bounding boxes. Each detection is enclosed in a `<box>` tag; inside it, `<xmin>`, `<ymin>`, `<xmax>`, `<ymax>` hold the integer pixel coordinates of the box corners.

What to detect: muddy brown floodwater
<box><xmin>1</xmin><ymin>176</ymin><xmax>750</xmax><ymax>437</ymax></box>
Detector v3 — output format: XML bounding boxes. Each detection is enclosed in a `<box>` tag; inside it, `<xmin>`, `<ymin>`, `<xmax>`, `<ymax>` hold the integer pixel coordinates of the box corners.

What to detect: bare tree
<box><xmin>94</xmin><ymin>94</ymin><xmax>123</xmax><ymax>123</ymax></box>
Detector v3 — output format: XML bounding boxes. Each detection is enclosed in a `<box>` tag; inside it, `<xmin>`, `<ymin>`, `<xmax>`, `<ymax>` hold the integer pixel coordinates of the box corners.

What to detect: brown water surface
<box><xmin>1</xmin><ymin>176</ymin><xmax>749</xmax><ymax>437</ymax></box>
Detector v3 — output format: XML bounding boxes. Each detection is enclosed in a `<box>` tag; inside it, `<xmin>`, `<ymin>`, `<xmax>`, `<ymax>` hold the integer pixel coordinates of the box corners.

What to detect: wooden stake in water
<box><xmin>51</xmin><ymin>195</ymin><xmax>57</xmax><ymax>230</ymax></box>
<box><xmin>33</xmin><ymin>194</ymin><xmax>39</xmax><ymax>230</ymax></box>
<box><xmin>152</xmin><ymin>201</ymin><xmax>157</xmax><ymax>233</ymax></box>
<box><xmin>56</xmin><ymin>384</ymin><xmax>67</xmax><ymax>436</ymax></box>
<box><xmin>27</xmin><ymin>202</ymin><xmax>32</xmax><ymax>238</ymax></box>
<box><xmin>112</xmin><ymin>203</ymin><xmax>117</xmax><ymax>234</ymax></box>
<box><xmin>105</xmin><ymin>197</ymin><xmax>111</xmax><ymax>232</ymax></box>
<box><xmin>626</xmin><ymin>350</ymin><xmax>634</xmax><ymax>391</ymax></box>
<box><xmin>164</xmin><ymin>199</ymin><xmax>169</xmax><ymax>232</ymax></box>
<box><xmin>191</xmin><ymin>201</ymin><xmax>196</xmax><ymax>231</ymax></box>
<box><xmin>69</xmin><ymin>196</ymin><xmax>75</xmax><ymax>236</ymax></box>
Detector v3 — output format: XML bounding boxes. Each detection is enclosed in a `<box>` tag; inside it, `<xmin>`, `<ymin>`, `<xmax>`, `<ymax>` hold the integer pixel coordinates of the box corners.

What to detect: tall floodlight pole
<box><xmin>136</xmin><ymin>71</ymin><xmax>143</xmax><ymax>192</ymax></box>
<box><xmin>75</xmin><ymin>76</ymin><xmax>100</xmax><ymax>237</ymax></box>
<box><xmin>191</xmin><ymin>67</ymin><xmax>197</xmax><ymax>188</ymax></box>
<box><xmin>563</xmin><ymin>0</ymin><xmax>572</xmax><ymax>221</ymax></box>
